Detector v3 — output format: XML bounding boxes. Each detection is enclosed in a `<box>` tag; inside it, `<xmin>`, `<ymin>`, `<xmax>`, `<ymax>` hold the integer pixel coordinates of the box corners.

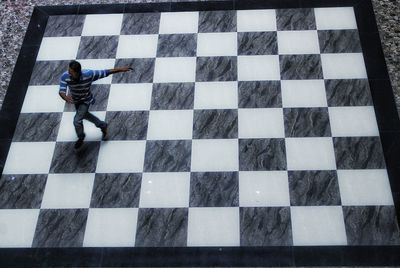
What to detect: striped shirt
<box><xmin>59</xmin><ymin>69</ymin><xmax>110</xmax><ymax>104</ymax></box>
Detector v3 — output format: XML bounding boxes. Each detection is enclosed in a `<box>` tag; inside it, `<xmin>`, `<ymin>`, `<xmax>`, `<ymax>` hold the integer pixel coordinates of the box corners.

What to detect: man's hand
<box><xmin>109</xmin><ymin>66</ymin><xmax>133</xmax><ymax>74</ymax></box>
<box><xmin>59</xmin><ymin>92</ymin><xmax>74</xmax><ymax>104</ymax></box>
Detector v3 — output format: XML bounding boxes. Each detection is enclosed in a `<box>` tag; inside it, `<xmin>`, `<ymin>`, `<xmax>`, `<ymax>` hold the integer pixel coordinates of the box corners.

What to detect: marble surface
<box><xmin>32</xmin><ymin>209</ymin><xmax>88</xmax><ymax>247</ymax></box>
<box><xmin>343</xmin><ymin>206</ymin><xmax>400</xmax><ymax>245</ymax></box>
<box><xmin>44</xmin><ymin>15</ymin><xmax>85</xmax><ymax>37</ymax></box>
<box><xmin>238</xmin><ymin>81</ymin><xmax>281</xmax><ymax>108</ymax></box>
<box><xmin>90</xmin><ymin>173</ymin><xmax>141</xmax><ymax>208</ymax></box>
<box><xmin>189</xmin><ymin>172</ymin><xmax>239</xmax><ymax>207</ymax></box>
<box><xmin>325</xmin><ymin>79</ymin><xmax>373</xmax><ymax>106</ymax></box>
<box><xmin>288</xmin><ymin>170</ymin><xmax>341</xmax><ymax>206</ymax></box>
<box><xmin>196</xmin><ymin>56</ymin><xmax>237</xmax><ymax>82</ymax></box>
<box><xmin>238</xmin><ymin>32</ymin><xmax>277</xmax><ymax>55</ymax></box>
<box><xmin>193</xmin><ymin>109</ymin><xmax>238</xmax><ymax>139</ymax></box>
<box><xmin>13</xmin><ymin>112</ymin><xmax>62</xmax><ymax>141</ymax></box>
<box><xmin>240</xmin><ymin>207</ymin><xmax>292</xmax><ymax>246</ymax></box>
<box><xmin>77</xmin><ymin>36</ymin><xmax>119</xmax><ymax>59</ymax></box>
<box><xmin>318</xmin><ymin>29</ymin><xmax>362</xmax><ymax>53</ymax></box>
<box><xmin>151</xmin><ymin>82</ymin><xmax>194</xmax><ymax>110</ymax></box>
<box><xmin>239</xmin><ymin>138</ymin><xmax>286</xmax><ymax>171</ymax></box>
<box><xmin>284</xmin><ymin>108</ymin><xmax>331</xmax><ymax>137</ymax></box>
<box><xmin>279</xmin><ymin>55</ymin><xmax>323</xmax><ymax>80</ymax></box>
<box><xmin>144</xmin><ymin>140</ymin><xmax>191</xmax><ymax>172</ymax></box>
<box><xmin>121</xmin><ymin>13</ymin><xmax>160</xmax><ymax>35</ymax></box>
<box><xmin>29</xmin><ymin>60</ymin><xmax>70</xmax><ymax>86</ymax></box>
<box><xmin>333</xmin><ymin>136</ymin><xmax>386</xmax><ymax>169</ymax></box>
<box><xmin>198</xmin><ymin>10</ymin><xmax>236</xmax><ymax>33</ymax></box>
<box><xmin>105</xmin><ymin>111</ymin><xmax>149</xmax><ymax>140</ymax></box>
<box><xmin>112</xmin><ymin>58</ymin><xmax>154</xmax><ymax>83</ymax></box>
<box><xmin>135</xmin><ymin>208</ymin><xmax>188</xmax><ymax>247</ymax></box>
<box><xmin>276</xmin><ymin>8</ymin><xmax>316</xmax><ymax>31</ymax></box>
<box><xmin>157</xmin><ymin>34</ymin><xmax>197</xmax><ymax>57</ymax></box>
<box><xmin>0</xmin><ymin>174</ymin><xmax>47</xmax><ymax>209</ymax></box>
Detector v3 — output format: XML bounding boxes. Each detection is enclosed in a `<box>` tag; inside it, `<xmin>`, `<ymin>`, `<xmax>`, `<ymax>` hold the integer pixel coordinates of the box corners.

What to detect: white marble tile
<box><xmin>37</xmin><ymin>37</ymin><xmax>80</xmax><ymax>61</ymax></box>
<box><xmin>237</xmin><ymin>9</ymin><xmax>277</xmax><ymax>32</ymax></box>
<box><xmin>107</xmin><ymin>83</ymin><xmax>152</xmax><ymax>111</ymax></box>
<box><xmin>321</xmin><ymin>53</ymin><xmax>367</xmax><ymax>79</ymax></box>
<box><xmin>194</xmin><ymin>81</ymin><xmax>238</xmax><ymax>109</ymax></box>
<box><xmin>239</xmin><ymin>171</ymin><xmax>290</xmax><ymax>207</ymax></box>
<box><xmin>82</xmin><ymin>14</ymin><xmax>123</xmax><ymax>36</ymax></box>
<box><xmin>291</xmin><ymin>206</ymin><xmax>347</xmax><ymax>246</ymax></box>
<box><xmin>238</xmin><ymin>55</ymin><xmax>280</xmax><ymax>81</ymax></box>
<box><xmin>277</xmin><ymin>31</ymin><xmax>320</xmax><ymax>55</ymax></box>
<box><xmin>3</xmin><ymin>142</ymin><xmax>56</xmax><ymax>174</ymax></box>
<box><xmin>21</xmin><ymin>85</ymin><xmax>65</xmax><ymax>113</ymax></box>
<box><xmin>139</xmin><ymin>172</ymin><xmax>190</xmax><ymax>208</ymax></box>
<box><xmin>338</xmin><ymin>169</ymin><xmax>394</xmax><ymax>206</ymax></box>
<box><xmin>281</xmin><ymin>80</ymin><xmax>327</xmax><ymax>108</ymax></box>
<box><xmin>79</xmin><ymin>59</ymin><xmax>116</xmax><ymax>84</ymax></box>
<box><xmin>329</xmin><ymin>106</ymin><xmax>379</xmax><ymax>137</ymax></box>
<box><xmin>147</xmin><ymin>110</ymin><xmax>193</xmax><ymax>140</ymax></box>
<box><xmin>187</xmin><ymin>207</ymin><xmax>240</xmax><ymax>246</ymax></box>
<box><xmin>83</xmin><ymin>208</ymin><xmax>138</xmax><ymax>247</ymax></box>
<box><xmin>238</xmin><ymin>108</ymin><xmax>285</xmax><ymax>138</ymax></box>
<box><xmin>197</xmin><ymin>32</ymin><xmax>237</xmax><ymax>56</ymax></box>
<box><xmin>0</xmin><ymin>209</ymin><xmax>39</xmax><ymax>247</ymax></box>
<box><xmin>191</xmin><ymin>139</ymin><xmax>239</xmax><ymax>172</ymax></box>
<box><xmin>153</xmin><ymin>57</ymin><xmax>196</xmax><ymax>83</ymax></box>
<box><xmin>285</xmin><ymin>137</ymin><xmax>337</xmax><ymax>170</ymax></box>
<box><xmin>159</xmin><ymin>12</ymin><xmax>199</xmax><ymax>34</ymax></box>
<box><xmin>96</xmin><ymin>141</ymin><xmax>146</xmax><ymax>173</ymax></box>
<box><xmin>315</xmin><ymin>7</ymin><xmax>357</xmax><ymax>30</ymax></box>
<box><xmin>41</xmin><ymin>173</ymin><xmax>95</xmax><ymax>209</ymax></box>
<box><xmin>56</xmin><ymin>111</ymin><xmax>106</xmax><ymax>141</ymax></box>
<box><xmin>116</xmin><ymin>34</ymin><xmax>158</xmax><ymax>58</ymax></box>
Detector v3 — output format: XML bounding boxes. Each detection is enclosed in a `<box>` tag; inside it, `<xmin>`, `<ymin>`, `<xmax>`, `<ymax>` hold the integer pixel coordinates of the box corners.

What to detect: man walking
<box><xmin>59</xmin><ymin>60</ymin><xmax>131</xmax><ymax>149</ymax></box>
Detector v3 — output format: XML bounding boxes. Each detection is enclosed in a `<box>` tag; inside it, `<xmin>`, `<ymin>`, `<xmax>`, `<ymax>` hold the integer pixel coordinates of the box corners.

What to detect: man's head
<box><xmin>68</xmin><ymin>60</ymin><xmax>81</xmax><ymax>81</ymax></box>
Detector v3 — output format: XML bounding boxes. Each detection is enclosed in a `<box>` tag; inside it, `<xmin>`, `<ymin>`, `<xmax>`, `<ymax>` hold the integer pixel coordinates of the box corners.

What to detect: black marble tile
<box><xmin>318</xmin><ymin>30</ymin><xmax>362</xmax><ymax>53</ymax></box>
<box><xmin>112</xmin><ymin>58</ymin><xmax>154</xmax><ymax>83</ymax></box>
<box><xmin>333</xmin><ymin>137</ymin><xmax>386</xmax><ymax>169</ymax></box>
<box><xmin>49</xmin><ymin>141</ymin><xmax>101</xmax><ymax>173</ymax></box>
<box><xmin>121</xmin><ymin>13</ymin><xmax>160</xmax><ymax>35</ymax></box>
<box><xmin>198</xmin><ymin>10</ymin><xmax>236</xmax><ymax>33</ymax></box>
<box><xmin>44</xmin><ymin>15</ymin><xmax>85</xmax><ymax>37</ymax></box>
<box><xmin>238</xmin><ymin>32</ymin><xmax>278</xmax><ymax>55</ymax></box>
<box><xmin>144</xmin><ymin>140</ymin><xmax>191</xmax><ymax>172</ymax></box>
<box><xmin>13</xmin><ymin>113</ymin><xmax>62</xmax><ymax>142</ymax></box>
<box><xmin>325</xmin><ymin>79</ymin><xmax>373</xmax><ymax>106</ymax></box>
<box><xmin>105</xmin><ymin>111</ymin><xmax>148</xmax><ymax>140</ymax></box>
<box><xmin>276</xmin><ymin>8</ymin><xmax>316</xmax><ymax>31</ymax></box>
<box><xmin>190</xmin><ymin>172</ymin><xmax>239</xmax><ymax>207</ymax></box>
<box><xmin>288</xmin><ymin>170</ymin><xmax>341</xmax><ymax>206</ymax></box>
<box><xmin>77</xmin><ymin>36</ymin><xmax>119</xmax><ymax>59</ymax></box>
<box><xmin>193</xmin><ymin>109</ymin><xmax>238</xmax><ymax>139</ymax></box>
<box><xmin>157</xmin><ymin>34</ymin><xmax>197</xmax><ymax>57</ymax></box>
<box><xmin>284</xmin><ymin>108</ymin><xmax>331</xmax><ymax>137</ymax></box>
<box><xmin>29</xmin><ymin>60</ymin><xmax>70</xmax><ymax>85</ymax></box>
<box><xmin>135</xmin><ymin>208</ymin><xmax>188</xmax><ymax>247</ymax></box>
<box><xmin>32</xmin><ymin>209</ymin><xmax>88</xmax><ymax>247</ymax></box>
<box><xmin>239</xmin><ymin>138</ymin><xmax>286</xmax><ymax>171</ymax></box>
<box><xmin>235</xmin><ymin>0</ymin><xmax>300</xmax><ymax>9</ymax></box>
<box><xmin>22</xmin><ymin>7</ymin><xmax>49</xmax><ymax>46</ymax></box>
<box><xmin>238</xmin><ymin>81</ymin><xmax>281</xmax><ymax>108</ymax></box>
<box><xmin>0</xmin><ymin>174</ymin><xmax>47</xmax><ymax>209</ymax></box>
<box><xmin>77</xmin><ymin>3</ymin><xmax>125</xmax><ymax>14</ymax></box>
<box><xmin>65</xmin><ymin>84</ymin><xmax>110</xmax><ymax>112</ymax></box>
<box><xmin>343</xmin><ymin>206</ymin><xmax>400</xmax><ymax>245</ymax></box>
<box><xmin>124</xmin><ymin>2</ymin><xmax>170</xmax><ymax>13</ymax></box>
<box><xmin>280</xmin><ymin>54</ymin><xmax>322</xmax><ymax>80</ymax></box>
<box><xmin>196</xmin><ymin>56</ymin><xmax>237</xmax><ymax>82</ymax></box>
<box><xmin>240</xmin><ymin>207</ymin><xmax>292</xmax><ymax>246</ymax></box>
<box><xmin>151</xmin><ymin>83</ymin><xmax>194</xmax><ymax>110</ymax></box>
<box><xmin>90</xmin><ymin>173</ymin><xmax>141</xmax><ymax>208</ymax></box>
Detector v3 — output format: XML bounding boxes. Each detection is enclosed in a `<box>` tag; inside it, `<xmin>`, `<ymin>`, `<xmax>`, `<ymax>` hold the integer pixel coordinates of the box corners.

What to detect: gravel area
<box><xmin>0</xmin><ymin>0</ymin><xmax>399</xmax><ymax>112</ymax></box>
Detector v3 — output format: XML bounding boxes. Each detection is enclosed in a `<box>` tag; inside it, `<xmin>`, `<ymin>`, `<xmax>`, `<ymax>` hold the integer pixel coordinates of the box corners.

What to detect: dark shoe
<box><xmin>74</xmin><ymin>137</ymin><xmax>84</xmax><ymax>149</ymax></box>
<box><xmin>101</xmin><ymin>124</ymin><xmax>108</xmax><ymax>140</ymax></box>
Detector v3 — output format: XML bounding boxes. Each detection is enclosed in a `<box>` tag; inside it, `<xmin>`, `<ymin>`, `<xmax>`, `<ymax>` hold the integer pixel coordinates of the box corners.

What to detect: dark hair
<box><xmin>69</xmin><ymin>60</ymin><xmax>81</xmax><ymax>73</ymax></box>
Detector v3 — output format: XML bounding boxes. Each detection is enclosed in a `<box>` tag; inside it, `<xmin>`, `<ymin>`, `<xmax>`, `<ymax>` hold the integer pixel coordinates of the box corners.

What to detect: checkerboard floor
<box><xmin>1</xmin><ymin>7</ymin><xmax>400</xmax><ymax>248</ymax></box>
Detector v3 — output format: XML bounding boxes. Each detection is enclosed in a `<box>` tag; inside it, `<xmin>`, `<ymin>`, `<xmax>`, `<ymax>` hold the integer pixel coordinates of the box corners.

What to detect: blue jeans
<box><xmin>73</xmin><ymin>103</ymin><xmax>107</xmax><ymax>139</ymax></box>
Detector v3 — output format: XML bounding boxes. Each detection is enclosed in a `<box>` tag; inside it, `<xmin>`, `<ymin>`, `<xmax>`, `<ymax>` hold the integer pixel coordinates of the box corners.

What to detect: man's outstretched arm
<box><xmin>91</xmin><ymin>67</ymin><xmax>132</xmax><ymax>81</ymax></box>
<box><xmin>109</xmin><ymin>66</ymin><xmax>132</xmax><ymax>74</ymax></box>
